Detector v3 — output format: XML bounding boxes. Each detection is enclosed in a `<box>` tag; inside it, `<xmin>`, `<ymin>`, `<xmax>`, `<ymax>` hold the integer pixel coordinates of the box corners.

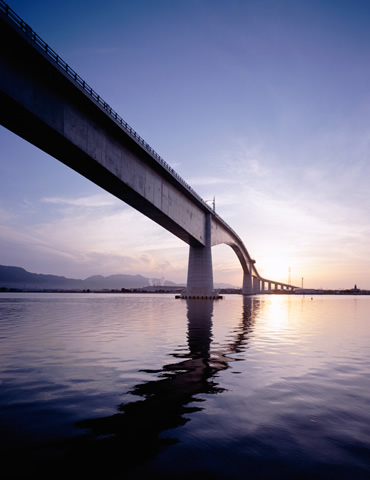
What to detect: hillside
<box><xmin>0</xmin><ymin>265</ymin><xmax>178</xmax><ymax>291</ymax></box>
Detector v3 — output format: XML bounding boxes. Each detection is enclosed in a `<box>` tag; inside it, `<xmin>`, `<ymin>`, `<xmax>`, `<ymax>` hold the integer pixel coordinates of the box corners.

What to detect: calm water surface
<box><xmin>0</xmin><ymin>293</ymin><xmax>369</xmax><ymax>479</ymax></box>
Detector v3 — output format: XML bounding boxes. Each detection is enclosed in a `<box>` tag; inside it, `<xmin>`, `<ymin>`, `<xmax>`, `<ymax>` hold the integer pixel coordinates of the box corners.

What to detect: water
<box><xmin>0</xmin><ymin>293</ymin><xmax>370</xmax><ymax>479</ymax></box>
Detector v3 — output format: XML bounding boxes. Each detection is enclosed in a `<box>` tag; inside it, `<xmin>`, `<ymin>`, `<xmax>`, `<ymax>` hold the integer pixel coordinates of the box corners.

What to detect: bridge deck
<box><xmin>0</xmin><ymin>1</ymin><xmax>297</xmax><ymax>293</ymax></box>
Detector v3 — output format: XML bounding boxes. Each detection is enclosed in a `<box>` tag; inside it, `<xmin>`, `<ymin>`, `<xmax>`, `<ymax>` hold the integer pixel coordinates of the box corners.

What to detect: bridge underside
<box><xmin>0</xmin><ymin>15</ymin><xmax>212</xmax><ymax>249</ymax></box>
<box><xmin>0</xmin><ymin>92</ymin><xmax>202</xmax><ymax>249</ymax></box>
<box><xmin>183</xmin><ymin>218</ymin><xmax>297</xmax><ymax>296</ymax></box>
<box><xmin>0</xmin><ymin>5</ymin><xmax>297</xmax><ymax>298</ymax></box>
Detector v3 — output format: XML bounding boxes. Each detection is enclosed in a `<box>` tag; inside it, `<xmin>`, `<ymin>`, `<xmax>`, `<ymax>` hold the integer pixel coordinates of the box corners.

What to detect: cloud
<box><xmin>201</xmin><ymin>132</ymin><xmax>370</xmax><ymax>289</ymax></box>
<box><xmin>187</xmin><ymin>176</ymin><xmax>239</xmax><ymax>187</ymax></box>
<box><xmin>41</xmin><ymin>193</ymin><xmax>120</xmax><ymax>208</ymax></box>
<box><xmin>0</xmin><ymin>191</ymin><xmax>189</xmax><ymax>281</ymax></box>
<box><xmin>0</xmin><ymin>206</ymin><xmax>16</xmax><ymax>223</ymax></box>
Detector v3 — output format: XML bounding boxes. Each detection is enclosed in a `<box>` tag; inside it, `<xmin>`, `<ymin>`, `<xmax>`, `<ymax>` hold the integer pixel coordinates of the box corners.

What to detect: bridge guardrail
<box><xmin>0</xmin><ymin>2</ymin><xmax>250</xmax><ymax>250</ymax></box>
<box><xmin>1</xmin><ymin>2</ymin><xmax>217</xmax><ymax>206</ymax></box>
<box><xmin>1</xmin><ymin>0</ymin><xmax>292</xmax><ymax>285</ymax></box>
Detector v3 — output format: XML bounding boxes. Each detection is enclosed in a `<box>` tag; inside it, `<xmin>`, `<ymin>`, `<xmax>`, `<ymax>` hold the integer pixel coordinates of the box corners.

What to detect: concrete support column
<box><xmin>185</xmin><ymin>214</ymin><xmax>214</xmax><ymax>297</ymax></box>
<box><xmin>242</xmin><ymin>259</ymin><xmax>254</xmax><ymax>295</ymax></box>
<box><xmin>242</xmin><ymin>270</ymin><xmax>253</xmax><ymax>295</ymax></box>
<box><xmin>268</xmin><ymin>282</ymin><xmax>271</xmax><ymax>292</ymax></box>
<box><xmin>185</xmin><ymin>245</ymin><xmax>214</xmax><ymax>296</ymax></box>
<box><xmin>253</xmin><ymin>276</ymin><xmax>260</xmax><ymax>294</ymax></box>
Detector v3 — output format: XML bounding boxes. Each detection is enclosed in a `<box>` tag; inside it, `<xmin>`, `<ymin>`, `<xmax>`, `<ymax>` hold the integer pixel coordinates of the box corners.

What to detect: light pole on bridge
<box><xmin>205</xmin><ymin>197</ymin><xmax>215</xmax><ymax>212</ymax></box>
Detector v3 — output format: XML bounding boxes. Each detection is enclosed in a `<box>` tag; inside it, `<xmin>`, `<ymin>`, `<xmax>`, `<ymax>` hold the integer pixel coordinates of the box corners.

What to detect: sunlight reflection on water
<box><xmin>0</xmin><ymin>293</ymin><xmax>370</xmax><ymax>479</ymax></box>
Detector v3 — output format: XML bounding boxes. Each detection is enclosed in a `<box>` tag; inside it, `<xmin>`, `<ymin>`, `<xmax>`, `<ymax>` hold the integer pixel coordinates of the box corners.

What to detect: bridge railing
<box><xmin>0</xmin><ymin>1</ymin><xmax>213</xmax><ymax>209</ymax></box>
<box><xmin>1</xmin><ymin>1</ymin><xmax>291</xmax><ymax>286</ymax></box>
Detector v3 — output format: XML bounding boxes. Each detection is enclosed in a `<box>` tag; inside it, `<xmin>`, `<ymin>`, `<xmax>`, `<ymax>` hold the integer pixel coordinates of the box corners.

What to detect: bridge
<box><xmin>0</xmin><ymin>1</ymin><xmax>297</xmax><ymax>297</ymax></box>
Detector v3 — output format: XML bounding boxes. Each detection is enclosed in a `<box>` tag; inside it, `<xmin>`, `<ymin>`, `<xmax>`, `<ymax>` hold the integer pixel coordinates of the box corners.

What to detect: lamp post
<box><xmin>205</xmin><ymin>196</ymin><xmax>215</xmax><ymax>212</ymax></box>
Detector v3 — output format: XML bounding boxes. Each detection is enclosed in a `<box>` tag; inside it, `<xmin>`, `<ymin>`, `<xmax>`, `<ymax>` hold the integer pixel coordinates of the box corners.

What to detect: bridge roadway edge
<box><xmin>0</xmin><ymin>3</ymin><xmax>297</xmax><ymax>295</ymax></box>
<box><xmin>0</xmin><ymin>12</ymin><xmax>207</xmax><ymax>248</ymax></box>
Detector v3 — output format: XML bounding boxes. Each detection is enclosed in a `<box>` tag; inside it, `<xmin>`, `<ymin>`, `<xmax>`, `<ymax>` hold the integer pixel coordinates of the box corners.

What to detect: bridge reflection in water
<box><xmin>28</xmin><ymin>298</ymin><xmax>259</xmax><ymax>478</ymax></box>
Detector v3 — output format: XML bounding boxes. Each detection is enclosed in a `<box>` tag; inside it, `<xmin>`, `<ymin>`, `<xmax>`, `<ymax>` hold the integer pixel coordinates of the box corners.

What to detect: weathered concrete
<box><xmin>185</xmin><ymin>246</ymin><xmax>214</xmax><ymax>296</ymax></box>
<box><xmin>185</xmin><ymin>214</ymin><xmax>214</xmax><ymax>296</ymax></box>
<box><xmin>0</xmin><ymin>10</ymin><xmax>209</xmax><ymax>248</ymax></box>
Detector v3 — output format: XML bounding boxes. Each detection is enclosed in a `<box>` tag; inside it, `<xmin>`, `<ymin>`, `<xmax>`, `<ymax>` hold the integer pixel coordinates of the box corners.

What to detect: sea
<box><xmin>0</xmin><ymin>292</ymin><xmax>369</xmax><ymax>479</ymax></box>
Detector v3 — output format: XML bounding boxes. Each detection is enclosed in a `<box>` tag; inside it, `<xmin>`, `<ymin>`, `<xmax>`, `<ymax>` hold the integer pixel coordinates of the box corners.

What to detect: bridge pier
<box><xmin>242</xmin><ymin>270</ymin><xmax>253</xmax><ymax>295</ymax></box>
<box><xmin>184</xmin><ymin>214</ymin><xmax>215</xmax><ymax>298</ymax></box>
<box><xmin>242</xmin><ymin>258</ymin><xmax>256</xmax><ymax>295</ymax></box>
<box><xmin>184</xmin><ymin>244</ymin><xmax>214</xmax><ymax>297</ymax></box>
<box><xmin>253</xmin><ymin>276</ymin><xmax>260</xmax><ymax>294</ymax></box>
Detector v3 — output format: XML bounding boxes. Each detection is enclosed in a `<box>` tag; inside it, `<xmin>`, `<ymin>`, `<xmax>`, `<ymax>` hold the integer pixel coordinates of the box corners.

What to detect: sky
<box><xmin>1</xmin><ymin>0</ymin><xmax>370</xmax><ymax>289</ymax></box>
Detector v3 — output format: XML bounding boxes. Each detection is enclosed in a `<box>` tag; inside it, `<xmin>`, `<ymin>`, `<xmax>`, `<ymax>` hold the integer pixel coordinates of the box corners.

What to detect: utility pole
<box><xmin>288</xmin><ymin>266</ymin><xmax>291</xmax><ymax>285</ymax></box>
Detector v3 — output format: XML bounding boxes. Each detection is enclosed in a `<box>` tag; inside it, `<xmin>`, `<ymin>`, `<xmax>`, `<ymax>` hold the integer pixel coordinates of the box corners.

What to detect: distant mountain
<box><xmin>0</xmin><ymin>265</ymin><xmax>179</xmax><ymax>291</ymax></box>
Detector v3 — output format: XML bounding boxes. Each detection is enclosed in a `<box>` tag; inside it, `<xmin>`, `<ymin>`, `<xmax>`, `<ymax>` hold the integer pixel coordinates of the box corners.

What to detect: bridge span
<box><xmin>0</xmin><ymin>2</ymin><xmax>297</xmax><ymax>296</ymax></box>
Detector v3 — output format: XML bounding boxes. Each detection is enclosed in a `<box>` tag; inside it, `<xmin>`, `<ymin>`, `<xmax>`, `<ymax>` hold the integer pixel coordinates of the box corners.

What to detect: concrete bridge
<box><xmin>0</xmin><ymin>2</ymin><xmax>297</xmax><ymax>297</ymax></box>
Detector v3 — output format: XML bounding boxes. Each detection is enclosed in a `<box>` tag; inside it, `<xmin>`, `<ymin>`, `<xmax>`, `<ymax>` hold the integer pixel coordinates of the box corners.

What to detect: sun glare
<box><xmin>259</xmin><ymin>257</ymin><xmax>292</xmax><ymax>284</ymax></box>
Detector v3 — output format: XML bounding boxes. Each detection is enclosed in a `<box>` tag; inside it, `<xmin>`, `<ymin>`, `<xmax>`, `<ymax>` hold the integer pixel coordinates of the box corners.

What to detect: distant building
<box><xmin>295</xmin><ymin>289</ymin><xmax>323</xmax><ymax>295</ymax></box>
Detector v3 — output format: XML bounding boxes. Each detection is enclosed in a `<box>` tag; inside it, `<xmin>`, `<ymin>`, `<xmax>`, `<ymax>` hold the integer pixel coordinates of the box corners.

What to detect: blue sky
<box><xmin>1</xmin><ymin>0</ymin><xmax>370</xmax><ymax>288</ymax></box>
